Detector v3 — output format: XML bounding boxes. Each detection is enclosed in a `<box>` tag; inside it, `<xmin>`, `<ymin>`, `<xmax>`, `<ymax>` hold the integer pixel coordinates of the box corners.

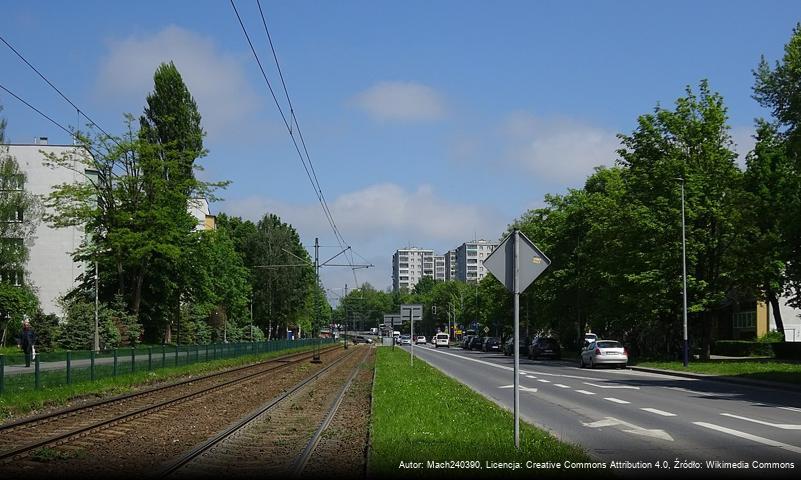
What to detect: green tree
<box><xmin>733</xmin><ymin>122</ymin><xmax>792</xmax><ymax>339</ymax></box>
<box><xmin>616</xmin><ymin>81</ymin><xmax>741</xmax><ymax>359</ymax></box>
<box><xmin>752</xmin><ymin>23</ymin><xmax>801</xmax><ymax>310</ymax></box>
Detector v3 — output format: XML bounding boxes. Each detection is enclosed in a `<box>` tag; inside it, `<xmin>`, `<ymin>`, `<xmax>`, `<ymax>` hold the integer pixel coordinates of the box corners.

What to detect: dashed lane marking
<box><xmin>604</xmin><ymin>397</ymin><xmax>630</xmax><ymax>404</ymax></box>
<box><xmin>641</xmin><ymin>408</ymin><xmax>676</xmax><ymax>417</ymax></box>
<box><xmin>554</xmin><ymin>384</ymin><xmax>571</xmax><ymax>389</ymax></box>
<box><xmin>693</xmin><ymin>422</ymin><xmax>801</xmax><ymax>454</ymax></box>
<box><xmin>537</xmin><ymin>379</ymin><xmax>551</xmax><ymax>383</ymax></box>
<box><xmin>575</xmin><ymin>390</ymin><xmax>596</xmax><ymax>395</ymax></box>
<box><xmin>583</xmin><ymin>382</ymin><xmax>640</xmax><ymax>390</ymax></box>
<box><xmin>498</xmin><ymin>385</ymin><xmax>538</xmax><ymax>393</ymax></box>
<box><xmin>721</xmin><ymin>413</ymin><xmax>801</xmax><ymax>430</ymax></box>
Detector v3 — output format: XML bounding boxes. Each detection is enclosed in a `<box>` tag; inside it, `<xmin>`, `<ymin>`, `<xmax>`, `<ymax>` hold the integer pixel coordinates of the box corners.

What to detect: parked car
<box><xmin>435</xmin><ymin>333</ymin><xmax>450</xmax><ymax>348</ymax></box>
<box><xmin>462</xmin><ymin>335</ymin><xmax>475</xmax><ymax>349</ymax></box>
<box><xmin>468</xmin><ymin>336</ymin><xmax>485</xmax><ymax>351</ymax></box>
<box><xmin>416</xmin><ymin>335</ymin><xmax>427</xmax><ymax>345</ymax></box>
<box><xmin>583</xmin><ymin>332</ymin><xmax>598</xmax><ymax>348</ymax></box>
<box><xmin>399</xmin><ymin>334</ymin><xmax>412</xmax><ymax>345</ymax></box>
<box><xmin>528</xmin><ymin>336</ymin><xmax>561</xmax><ymax>360</ymax></box>
<box><xmin>503</xmin><ymin>337</ymin><xmax>528</xmax><ymax>356</ymax></box>
<box><xmin>579</xmin><ymin>340</ymin><xmax>628</xmax><ymax>368</ymax></box>
<box><xmin>482</xmin><ymin>337</ymin><xmax>501</xmax><ymax>352</ymax></box>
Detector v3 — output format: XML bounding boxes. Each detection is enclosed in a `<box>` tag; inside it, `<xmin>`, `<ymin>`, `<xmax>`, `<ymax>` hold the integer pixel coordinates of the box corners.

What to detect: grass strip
<box><xmin>636</xmin><ymin>360</ymin><xmax>801</xmax><ymax>385</ymax></box>
<box><xmin>0</xmin><ymin>343</ymin><xmax>327</xmax><ymax>422</ymax></box>
<box><xmin>369</xmin><ymin>348</ymin><xmax>593</xmax><ymax>477</ymax></box>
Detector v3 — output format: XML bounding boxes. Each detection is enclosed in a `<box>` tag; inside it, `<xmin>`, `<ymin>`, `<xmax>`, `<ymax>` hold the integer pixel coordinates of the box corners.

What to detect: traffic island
<box><xmin>368</xmin><ymin>348</ymin><xmax>594</xmax><ymax>478</ymax></box>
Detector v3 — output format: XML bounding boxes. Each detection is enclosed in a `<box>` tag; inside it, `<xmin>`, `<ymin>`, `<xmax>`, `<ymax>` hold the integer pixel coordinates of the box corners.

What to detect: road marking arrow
<box><xmin>721</xmin><ymin>413</ymin><xmax>801</xmax><ymax>430</ymax></box>
<box><xmin>583</xmin><ymin>417</ymin><xmax>674</xmax><ymax>442</ymax></box>
<box><xmin>499</xmin><ymin>385</ymin><xmax>538</xmax><ymax>393</ymax></box>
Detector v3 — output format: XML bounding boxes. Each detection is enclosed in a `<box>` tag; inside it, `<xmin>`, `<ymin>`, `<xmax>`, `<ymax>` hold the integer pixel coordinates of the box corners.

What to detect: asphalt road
<box><xmin>404</xmin><ymin>344</ymin><xmax>801</xmax><ymax>476</ymax></box>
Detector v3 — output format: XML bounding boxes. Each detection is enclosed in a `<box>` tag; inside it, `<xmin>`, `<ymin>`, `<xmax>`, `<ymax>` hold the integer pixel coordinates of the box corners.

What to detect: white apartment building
<box><xmin>9</xmin><ymin>140</ymin><xmax>91</xmax><ymax>317</ymax></box>
<box><xmin>444</xmin><ymin>250</ymin><xmax>456</xmax><ymax>280</ymax></box>
<box><xmin>434</xmin><ymin>255</ymin><xmax>446</xmax><ymax>281</ymax></box>
<box><xmin>455</xmin><ymin>239</ymin><xmax>499</xmax><ymax>283</ymax></box>
<box><xmin>392</xmin><ymin>248</ymin><xmax>434</xmax><ymax>292</ymax></box>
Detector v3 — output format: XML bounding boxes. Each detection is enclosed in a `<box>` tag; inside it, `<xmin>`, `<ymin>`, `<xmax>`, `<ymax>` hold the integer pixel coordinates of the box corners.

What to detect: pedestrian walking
<box><xmin>19</xmin><ymin>319</ymin><xmax>37</xmax><ymax>367</ymax></box>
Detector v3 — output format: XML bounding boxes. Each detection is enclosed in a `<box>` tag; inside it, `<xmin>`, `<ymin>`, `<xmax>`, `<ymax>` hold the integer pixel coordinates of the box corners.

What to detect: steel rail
<box><xmin>0</xmin><ymin>344</ymin><xmax>339</xmax><ymax>434</ymax></box>
<box><xmin>291</xmin><ymin>347</ymin><xmax>370</xmax><ymax>476</ymax></box>
<box><xmin>0</xmin><ymin>345</ymin><xmax>343</xmax><ymax>462</ymax></box>
<box><xmin>156</xmin><ymin>347</ymin><xmax>363</xmax><ymax>478</ymax></box>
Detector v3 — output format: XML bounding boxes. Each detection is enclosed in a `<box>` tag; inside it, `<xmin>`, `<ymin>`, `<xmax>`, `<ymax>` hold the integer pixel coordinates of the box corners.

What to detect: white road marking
<box><xmin>583</xmin><ymin>382</ymin><xmax>640</xmax><ymax>390</ymax></box>
<box><xmin>641</xmin><ymin>408</ymin><xmax>676</xmax><ymax>417</ymax></box>
<box><xmin>604</xmin><ymin>397</ymin><xmax>630</xmax><ymax>404</ymax></box>
<box><xmin>554</xmin><ymin>384</ymin><xmax>571</xmax><ymax>389</ymax></box>
<box><xmin>537</xmin><ymin>379</ymin><xmax>551</xmax><ymax>383</ymax></box>
<box><xmin>779</xmin><ymin>407</ymin><xmax>801</xmax><ymax>413</ymax></box>
<box><xmin>694</xmin><ymin>422</ymin><xmax>801</xmax><ymax>454</ymax></box>
<box><xmin>526</xmin><ymin>375</ymin><xmax>537</xmax><ymax>379</ymax></box>
<box><xmin>575</xmin><ymin>390</ymin><xmax>596</xmax><ymax>395</ymax></box>
<box><xmin>721</xmin><ymin>413</ymin><xmax>801</xmax><ymax>430</ymax></box>
<box><xmin>498</xmin><ymin>385</ymin><xmax>538</xmax><ymax>393</ymax></box>
<box><xmin>583</xmin><ymin>417</ymin><xmax>674</xmax><ymax>441</ymax></box>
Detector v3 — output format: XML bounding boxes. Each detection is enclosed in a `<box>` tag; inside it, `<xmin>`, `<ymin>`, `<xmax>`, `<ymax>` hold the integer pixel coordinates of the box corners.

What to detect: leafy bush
<box><xmin>758</xmin><ymin>330</ymin><xmax>785</xmax><ymax>343</ymax></box>
<box><xmin>30</xmin><ymin>312</ymin><xmax>60</xmax><ymax>351</ymax></box>
<box><xmin>241</xmin><ymin>325</ymin><xmax>264</xmax><ymax>342</ymax></box>
<box><xmin>58</xmin><ymin>297</ymin><xmax>123</xmax><ymax>350</ymax></box>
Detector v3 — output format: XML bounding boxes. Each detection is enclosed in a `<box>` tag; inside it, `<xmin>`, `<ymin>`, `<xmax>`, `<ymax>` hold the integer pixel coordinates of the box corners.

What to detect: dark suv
<box><xmin>468</xmin><ymin>336</ymin><xmax>485</xmax><ymax>351</ymax></box>
<box><xmin>528</xmin><ymin>336</ymin><xmax>561</xmax><ymax>360</ymax></box>
<box><xmin>482</xmin><ymin>337</ymin><xmax>501</xmax><ymax>352</ymax></box>
<box><xmin>503</xmin><ymin>337</ymin><xmax>528</xmax><ymax>356</ymax></box>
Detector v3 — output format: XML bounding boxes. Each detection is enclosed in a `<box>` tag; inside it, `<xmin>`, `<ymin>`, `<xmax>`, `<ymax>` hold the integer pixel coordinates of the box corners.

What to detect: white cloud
<box><xmin>95</xmin><ymin>25</ymin><xmax>263</xmax><ymax>141</ymax></box>
<box><xmin>501</xmin><ymin>112</ymin><xmax>620</xmax><ymax>185</ymax></box>
<box><xmin>351</xmin><ymin>82</ymin><xmax>446</xmax><ymax>122</ymax></box>
<box><xmin>221</xmin><ymin>183</ymin><xmax>508</xmax><ymax>291</ymax></box>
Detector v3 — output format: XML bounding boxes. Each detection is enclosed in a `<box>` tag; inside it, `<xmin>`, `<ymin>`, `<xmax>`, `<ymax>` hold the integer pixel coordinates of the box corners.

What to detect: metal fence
<box><xmin>0</xmin><ymin>338</ymin><xmax>336</xmax><ymax>395</ymax></box>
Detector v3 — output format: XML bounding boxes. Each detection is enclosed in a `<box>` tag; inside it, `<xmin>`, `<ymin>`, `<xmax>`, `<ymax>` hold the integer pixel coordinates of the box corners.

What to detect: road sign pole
<box><xmin>513</xmin><ymin>229</ymin><xmax>520</xmax><ymax>450</ymax></box>
<box><xmin>410</xmin><ymin>308</ymin><xmax>414</xmax><ymax>367</ymax></box>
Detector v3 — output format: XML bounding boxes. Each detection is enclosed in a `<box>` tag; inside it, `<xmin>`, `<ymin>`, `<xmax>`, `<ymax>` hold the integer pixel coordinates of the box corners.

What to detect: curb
<box><xmin>628</xmin><ymin>366</ymin><xmax>801</xmax><ymax>393</ymax></box>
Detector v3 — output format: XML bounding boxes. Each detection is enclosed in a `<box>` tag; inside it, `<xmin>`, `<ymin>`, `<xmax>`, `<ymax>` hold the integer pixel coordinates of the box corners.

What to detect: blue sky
<box><xmin>1</xmin><ymin>1</ymin><xmax>798</xmax><ymax>296</ymax></box>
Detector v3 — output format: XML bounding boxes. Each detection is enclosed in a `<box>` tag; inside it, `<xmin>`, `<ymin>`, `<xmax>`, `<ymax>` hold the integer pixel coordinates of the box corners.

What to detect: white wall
<box><xmin>12</xmin><ymin>144</ymin><xmax>89</xmax><ymax>317</ymax></box>
<box><xmin>768</xmin><ymin>296</ymin><xmax>801</xmax><ymax>342</ymax></box>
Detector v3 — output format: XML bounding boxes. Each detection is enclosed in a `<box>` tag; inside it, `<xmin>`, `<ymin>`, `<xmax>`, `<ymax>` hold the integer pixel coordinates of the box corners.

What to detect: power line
<box><xmin>253</xmin><ymin>0</ymin><xmax>359</xmax><ymax>285</ymax></box>
<box><xmin>0</xmin><ymin>34</ymin><xmax>117</xmax><ymax>143</ymax></box>
<box><xmin>0</xmin><ymin>82</ymin><xmax>73</xmax><ymax>139</ymax></box>
<box><xmin>230</xmin><ymin>0</ymin><xmax>365</xmax><ymax>287</ymax></box>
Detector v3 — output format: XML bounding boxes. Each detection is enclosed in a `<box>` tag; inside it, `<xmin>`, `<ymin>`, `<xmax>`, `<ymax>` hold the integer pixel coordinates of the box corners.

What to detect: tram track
<box><xmin>0</xmin><ymin>344</ymin><xmax>342</xmax><ymax>463</ymax></box>
<box><xmin>158</xmin><ymin>346</ymin><xmax>373</xmax><ymax>478</ymax></box>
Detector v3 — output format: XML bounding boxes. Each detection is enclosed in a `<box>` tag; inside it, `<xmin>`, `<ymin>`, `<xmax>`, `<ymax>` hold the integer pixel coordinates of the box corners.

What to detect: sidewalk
<box><xmin>628</xmin><ymin>364</ymin><xmax>801</xmax><ymax>393</ymax></box>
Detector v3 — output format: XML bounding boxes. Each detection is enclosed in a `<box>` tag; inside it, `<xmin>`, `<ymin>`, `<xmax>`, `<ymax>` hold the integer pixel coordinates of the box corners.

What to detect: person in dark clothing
<box><xmin>19</xmin><ymin>319</ymin><xmax>36</xmax><ymax>367</ymax></box>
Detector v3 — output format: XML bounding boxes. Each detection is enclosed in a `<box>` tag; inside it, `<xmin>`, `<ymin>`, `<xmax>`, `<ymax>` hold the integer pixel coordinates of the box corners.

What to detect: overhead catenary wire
<box><xmin>230</xmin><ymin>0</ymin><xmax>364</xmax><ymax>287</ymax></box>
<box><xmin>254</xmin><ymin>0</ymin><xmax>360</xmax><ymax>287</ymax></box>
<box><xmin>0</xmin><ymin>34</ymin><xmax>118</xmax><ymax>145</ymax></box>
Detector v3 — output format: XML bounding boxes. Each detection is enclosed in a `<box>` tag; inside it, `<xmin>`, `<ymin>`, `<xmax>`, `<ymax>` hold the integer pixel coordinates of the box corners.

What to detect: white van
<box><xmin>435</xmin><ymin>333</ymin><xmax>450</xmax><ymax>348</ymax></box>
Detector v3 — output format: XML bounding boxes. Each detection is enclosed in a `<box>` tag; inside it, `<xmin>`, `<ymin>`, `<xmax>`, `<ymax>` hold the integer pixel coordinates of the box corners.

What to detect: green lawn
<box><xmin>369</xmin><ymin>348</ymin><xmax>594</xmax><ymax>477</ymax></box>
<box><xmin>0</xmin><ymin>343</ymin><xmax>328</xmax><ymax>422</ymax></box>
<box><xmin>636</xmin><ymin>359</ymin><xmax>801</xmax><ymax>385</ymax></box>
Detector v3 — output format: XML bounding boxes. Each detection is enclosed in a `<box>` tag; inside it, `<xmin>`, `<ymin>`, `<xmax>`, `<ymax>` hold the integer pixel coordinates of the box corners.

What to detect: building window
<box><xmin>733</xmin><ymin>311</ymin><xmax>756</xmax><ymax>329</ymax></box>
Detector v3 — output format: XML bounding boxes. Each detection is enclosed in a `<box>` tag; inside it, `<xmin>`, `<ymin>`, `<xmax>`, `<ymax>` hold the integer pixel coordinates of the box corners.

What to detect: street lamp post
<box><xmin>677</xmin><ymin>177</ymin><xmax>689</xmax><ymax>367</ymax></box>
<box><xmin>94</xmin><ymin>260</ymin><xmax>99</xmax><ymax>352</ymax></box>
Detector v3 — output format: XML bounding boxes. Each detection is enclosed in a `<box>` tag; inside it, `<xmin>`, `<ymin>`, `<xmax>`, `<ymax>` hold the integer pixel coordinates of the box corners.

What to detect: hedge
<box><xmin>772</xmin><ymin>342</ymin><xmax>801</xmax><ymax>360</ymax></box>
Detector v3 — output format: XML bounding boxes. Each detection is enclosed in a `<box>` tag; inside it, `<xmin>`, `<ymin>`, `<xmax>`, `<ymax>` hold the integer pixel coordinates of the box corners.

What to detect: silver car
<box><xmin>579</xmin><ymin>340</ymin><xmax>628</xmax><ymax>368</ymax></box>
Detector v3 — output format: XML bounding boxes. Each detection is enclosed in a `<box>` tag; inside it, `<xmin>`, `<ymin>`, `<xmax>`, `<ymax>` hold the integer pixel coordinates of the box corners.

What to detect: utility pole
<box><xmin>344</xmin><ymin>283</ymin><xmax>348</xmax><ymax>349</ymax></box>
<box><xmin>312</xmin><ymin>237</ymin><xmax>322</xmax><ymax>363</ymax></box>
<box><xmin>678</xmin><ymin>178</ymin><xmax>689</xmax><ymax>367</ymax></box>
<box><xmin>94</xmin><ymin>260</ymin><xmax>99</xmax><ymax>352</ymax></box>
<box><xmin>250</xmin><ymin>296</ymin><xmax>254</xmax><ymax>341</ymax></box>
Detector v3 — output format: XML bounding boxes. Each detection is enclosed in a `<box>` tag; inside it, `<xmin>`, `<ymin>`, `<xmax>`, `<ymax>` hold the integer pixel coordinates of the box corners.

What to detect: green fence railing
<box><xmin>0</xmin><ymin>338</ymin><xmax>336</xmax><ymax>396</ymax></box>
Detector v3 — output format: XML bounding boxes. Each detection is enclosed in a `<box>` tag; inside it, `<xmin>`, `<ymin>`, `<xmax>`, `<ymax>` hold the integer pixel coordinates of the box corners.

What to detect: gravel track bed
<box><xmin>0</xmin><ymin>345</ymin><xmax>338</xmax><ymax>450</ymax></box>
<box><xmin>301</xmin><ymin>347</ymin><xmax>375</xmax><ymax>479</ymax></box>
<box><xmin>0</xmin><ymin>347</ymin><xmax>349</xmax><ymax>478</ymax></box>
<box><xmin>168</xmin><ymin>346</ymin><xmax>370</xmax><ymax>478</ymax></box>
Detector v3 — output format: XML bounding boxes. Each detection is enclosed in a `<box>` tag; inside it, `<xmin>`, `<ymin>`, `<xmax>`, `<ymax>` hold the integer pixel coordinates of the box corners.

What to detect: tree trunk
<box><xmin>767</xmin><ymin>290</ymin><xmax>786</xmax><ymax>341</ymax></box>
<box><xmin>701</xmin><ymin>311</ymin><xmax>712</xmax><ymax>361</ymax></box>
